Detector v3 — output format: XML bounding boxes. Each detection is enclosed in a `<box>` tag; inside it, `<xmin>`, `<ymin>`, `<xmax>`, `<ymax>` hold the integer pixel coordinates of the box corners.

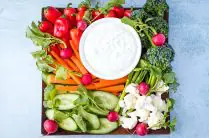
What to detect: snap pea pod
<box><xmin>135</xmin><ymin>70</ymin><xmax>148</xmax><ymax>84</ymax></box>
<box><xmin>131</xmin><ymin>71</ymin><xmax>140</xmax><ymax>83</ymax></box>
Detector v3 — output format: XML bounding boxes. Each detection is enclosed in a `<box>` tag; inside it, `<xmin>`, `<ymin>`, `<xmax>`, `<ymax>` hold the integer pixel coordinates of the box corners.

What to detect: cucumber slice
<box><xmin>45</xmin><ymin>109</ymin><xmax>55</xmax><ymax>120</ymax></box>
<box><xmin>88</xmin><ymin>118</ymin><xmax>118</xmax><ymax>134</ymax></box>
<box><xmin>87</xmin><ymin>105</ymin><xmax>109</xmax><ymax>116</ymax></box>
<box><xmin>89</xmin><ymin>91</ymin><xmax>119</xmax><ymax>110</ymax></box>
<box><xmin>53</xmin><ymin>94</ymin><xmax>79</xmax><ymax>110</ymax></box>
<box><xmin>59</xmin><ymin>117</ymin><xmax>78</xmax><ymax>131</ymax></box>
<box><xmin>78</xmin><ymin>106</ymin><xmax>100</xmax><ymax>130</ymax></box>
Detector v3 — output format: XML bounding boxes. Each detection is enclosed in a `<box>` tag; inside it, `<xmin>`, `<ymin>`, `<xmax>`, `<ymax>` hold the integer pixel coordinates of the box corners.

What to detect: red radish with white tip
<box><xmin>124</xmin><ymin>9</ymin><xmax>132</xmax><ymax>18</ymax></box>
<box><xmin>107</xmin><ymin>111</ymin><xmax>119</xmax><ymax>122</ymax></box>
<box><xmin>135</xmin><ymin>123</ymin><xmax>148</xmax><ymax>136</ymax></box>
<box><xmin>60</xmin><ymin>48</ymin><xmax>73</xmax><ymax>59</ymax></box>
<box><xmin>77</xmin><ymin>20</ymin><xmax>88</xmax><ymax>31</ymax></box>
<box><xmin>43</xmin><ymin>120</ymin><xmax>58</xmax><ymax>135</ymax></box>
<box><xmin>137</xmin><ymin>82</ymin><xmax>149</xmax><ymax>95</ymax></box>
<box><xmin>152</xmin><ymin>33</ymin><xmax>166</xmax><ymax>46</ymax></box>
<box><xmin>81</xmin><ymin>73</ymin><xmax>92</xmax><ymax>85</ymax></box>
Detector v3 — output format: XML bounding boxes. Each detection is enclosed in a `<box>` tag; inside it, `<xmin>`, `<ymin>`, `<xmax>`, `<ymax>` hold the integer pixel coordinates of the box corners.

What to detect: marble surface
<box><xmin>0</xmin><ymin>0</ymin><xmax>209</xmax><ymax>138</ymax></box>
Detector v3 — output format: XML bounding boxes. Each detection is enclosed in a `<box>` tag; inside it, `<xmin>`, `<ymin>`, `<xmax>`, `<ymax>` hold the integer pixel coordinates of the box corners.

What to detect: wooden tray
<box><xmin>41</xmin><ymin>8</ymin><xmax>170</xmax><ymax>135</ymax></box>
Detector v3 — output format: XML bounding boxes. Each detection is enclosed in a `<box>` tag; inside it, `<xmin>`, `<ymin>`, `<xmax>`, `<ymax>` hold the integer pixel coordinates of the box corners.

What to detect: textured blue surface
<box><xmin>0</xmin><ymin>0</ymin><xmax>209</xmax><ymax>138</ymax></box>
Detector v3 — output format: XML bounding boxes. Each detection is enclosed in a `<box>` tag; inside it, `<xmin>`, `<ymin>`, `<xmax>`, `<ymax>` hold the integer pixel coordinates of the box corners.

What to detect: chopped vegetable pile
<box><xmin>26</xmin><ymin>0</ymin><xmax>178</xmax><ymax>136</ymax></box>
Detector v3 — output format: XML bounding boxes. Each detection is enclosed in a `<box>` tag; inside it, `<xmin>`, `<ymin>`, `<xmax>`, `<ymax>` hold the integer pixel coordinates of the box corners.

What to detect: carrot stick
<box><xmin>71</xmin><ymin>55</ymin><xmax>88</xmax><ymax>75</ymax></box>
<box><xmin>48</xmin><ymin>75</ymin><xmax>77</xmax><ymax>85</ymax></box>
<box><xmin>55</xmin><ymin>84</ymin><xmax>96</xmax><ymax>91</ymax></box>
<box><xmin>94</xmin><ymin>76</ymin><xmax>128</xmax><ymax>89</ymax></box>
<box><xmin>51</xmin><ymin>51</ymin><xmax>81</xmax><ymax>84</ymax></box>
<box><xmin>55</xmin><ymin>84</ymin><xmax>124</xmax><ymax>93</ymax></box>
<box><xmin>97</xmin><ymin>85</ymin><xmax>124</xmax><ymax>93</ymax></box>
<box><xmin>65</xmin><ymin>59</ymin><xmax>80</xmax><ymax>72</ymax></box>
<box><xmin>70</xmin><ymin>40</ymin><xmax>80</xmax><ymax>60</ymax></box>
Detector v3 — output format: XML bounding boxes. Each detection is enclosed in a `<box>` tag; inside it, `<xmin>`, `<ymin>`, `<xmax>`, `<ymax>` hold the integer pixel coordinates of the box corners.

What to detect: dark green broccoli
<box><xmin>143</xmin><ymin>0</ymin><xmax>169</xmax><ymax>17</ymax></box>
<box><xmin>146</xmin><ymin>45</ymin><xmax>174</xmax><ymax>71</ymax></box>
<box><xmin>146</xmin><ymin>17</ymin><xmax>168</xmax><ymax>37</ymax></box>
<box><xmin>131</xmin><ymin>9</ymin><xmax>152</xmax><ymax>22</ymax></box>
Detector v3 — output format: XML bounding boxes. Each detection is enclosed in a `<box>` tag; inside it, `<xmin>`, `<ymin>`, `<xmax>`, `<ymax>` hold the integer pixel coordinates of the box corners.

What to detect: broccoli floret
<box><xmin>143</xmin><ymin>0</ymin><xmax>169</xmax><ymax>17</ymax></box>
<box><xmin>146</xmin><ymin>17</ymin><xmax>168</xmax><ymax>37</ymax></box>
<box><xmin>131</xmin><ymin>9</ymin><xmax>152</xmax><ymax>22</ymax></box>
<box><xmin>146</xmin><ymin>45</ymin><xmax>174</xmax><ymax>71</ymax></box>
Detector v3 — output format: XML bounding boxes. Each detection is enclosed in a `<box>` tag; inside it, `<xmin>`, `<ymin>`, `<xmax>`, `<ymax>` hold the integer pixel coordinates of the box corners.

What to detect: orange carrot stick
<box><xmin>55</xmin><ymin>84</ymin><xmax>124</xmax><ymax>93</ymax></box>
<box><xmin>48</xmin><ymin>75</ymin><xmax>77</xmax><ymax>85</ymax></box>
<box><xmin>65</xmin><ymin>59</ymin><xmax>80</xmax><ymax>72</ymax></box>
<box><xmin>70</xmin><ymin>40</ymin><xmax>80</xmax><ymax>60</ymax></box>
<box><xmin>94</xmin><ymin>76</ymin><xmax>128</xmax><ymax>89</ymax></box>
<box><xmin>97</xmin><ymin>85</ymin><xmax>124</xmax><ymax>93</ymax></box>
<box><xmin>51</xmin><ymin>51</ymin><xmax>81</xmax><ymax>84</ymax></box>
<box><xmin>71</xmin><ymin>55</ymin><xmax>88</xmax><ymax>75</ymax></box>
<box><xmin>55</xmin><ymin>84</ymin><xmax>96</xmax><ymax>91</ymax></box>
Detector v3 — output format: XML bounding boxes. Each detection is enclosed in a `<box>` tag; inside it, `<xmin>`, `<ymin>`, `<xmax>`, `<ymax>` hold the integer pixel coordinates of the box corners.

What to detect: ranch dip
<box><xmin>79</xmin><ymin>18</ymin><xmax>141</xmax><ymax>80</ymax></box>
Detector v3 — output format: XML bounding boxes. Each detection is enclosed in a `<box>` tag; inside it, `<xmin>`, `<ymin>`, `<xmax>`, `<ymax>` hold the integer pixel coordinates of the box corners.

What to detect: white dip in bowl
<box><xmin>79</xmin><ymin>18</ymin><xmax>142</xmax><ymax>80</ymax></box>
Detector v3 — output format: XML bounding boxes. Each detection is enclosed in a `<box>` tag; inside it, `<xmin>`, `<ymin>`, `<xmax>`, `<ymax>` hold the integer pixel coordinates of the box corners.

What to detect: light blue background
<box><xmin>0</xmin><ymin>0</ymin><xmax>209</xmax><ymax>138</ymax></box>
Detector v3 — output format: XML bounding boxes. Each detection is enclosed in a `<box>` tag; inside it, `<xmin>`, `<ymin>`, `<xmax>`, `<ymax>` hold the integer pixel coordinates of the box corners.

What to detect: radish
<box><xmin>137</xmin><ymin>82</ymin><xmax>149</xmax><ymax>95</ymax></box>
<box><xmin>43</xmin><ymin>120</ymin><xmax>58</xmax><ymax>135</ymax></box>
<box><xmin>135</xmin><ymin>123</ymin><xmax>148</xmax><ymax>136</ymax></box>
<box><xmin>77</xmin><ymin>20</ymin><xmax>87</xmax><ymax>31</ymax></box>
<box><xmin>107</xmin><ymin>111</ymin><xmax>119</xmax><ymax>122</ymax></box>
<box><xmin>81</xmin><ymin>73</ymin><xmax>92</xmax><ymax>85</ymax></box>
<box><xmin>152</xmin><ymin>33</ymin><xmax>166</xmax><ymax>46</ymax></box>
<box><xmin>60</xmin><ymin>48</ymin><xmax>73</xmax><ymax>59</ymax></box>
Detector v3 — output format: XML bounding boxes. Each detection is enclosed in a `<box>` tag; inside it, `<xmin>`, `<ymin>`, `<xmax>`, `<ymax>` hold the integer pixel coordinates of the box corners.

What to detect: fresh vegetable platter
<box><xmin>26</xmin><ymin>0</ymin><xmax>178</xmax><ymax>136</ymax></box>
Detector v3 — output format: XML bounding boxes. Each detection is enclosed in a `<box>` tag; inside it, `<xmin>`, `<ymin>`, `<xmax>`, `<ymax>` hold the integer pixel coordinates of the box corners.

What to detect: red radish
<box><xmin>137</xmin><ymin>82</ymin><xmax>149</xmax><ymax>95</ymax></box>
<box><xmin>135</xmin><ymin>123</ymin><xmax>148</xmax><ymax>136</ymax></box>
<box><xmin>39</xmin><ymin>21</ymin><xmax>53</xmax><ymax>34</ymax></box>
<box><xmin>44</xmin><ymin>7</ymin><xmax>62</xmax><ymax>23</ymax></box>
<box><xmin>78</xmin><ymin>6</ymin><xmax>87</xmax><ymax>12</ymax></box>
<box><xmin>50</xmin><ymin>45</ymin><xmax>60</xmax><ymax>55</ymax></box>
<box><xmin>60</xmin><ymin>48</ymin><xmax>73</xmax><ymax>59</ymax></box>
<box><xmin>152</xmin><ymin>33</ymin><xmax>166</xmax><ymax>46</ymax></box>
<box><xmin>111</xmin><ymin>6</ymin><xmax>124</xmax><ymax>18</ymax></box>
<box><xmin>92</xmin><ymin>10</ymin><xmax>104</xmax><ymax>21</ymax></box>
<box><xmin>77</xmin><ymin>20</ymin><xmax>88</xmax><ymax>31</ymax></box>
<box><xmin>43</xmin><ymin>120</ymin><xmax>58</xmax><ymax>135</ymax></box>
<box><xmin>76</xmin><ymin>10</ymin><xmax>86</xmax><ymax>22</ymax></box>
<box><xmin>81</xmin><ymin>73</ymin><xmax>92</xmax><ymax>85</ymax></box>
<box><xmin>64</xmin><ymin>7</ymin><xmax>77</xmax><ymax>26</ymax></box>
<box><xmin>105</xmin><ymin>10</ymin><xmax>117</xmax><ymax>18</ymax></box>
<box><xmin>107</xmin><ymin>111</ymin><xmax>119</xmax><ymax>122</ymax></box>
<box><xmin>124</xmin><ymin>9</ymin><xmax>132</xmax><ymax>18</ymax></box>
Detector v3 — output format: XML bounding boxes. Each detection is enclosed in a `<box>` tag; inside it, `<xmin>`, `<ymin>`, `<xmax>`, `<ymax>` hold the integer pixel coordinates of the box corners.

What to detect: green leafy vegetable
<box><xmin>72</xmin><ymin>114</ymin><xmax>87</xmax><ymax>132</ymax></box>
<box><xmin>163</xmin><ymin>72</ymin><xmax>176</xmax><ymax>84</ymax></box>
<box><xmin>36</xmin><ymin>61</ymin><xmax>55</xmax><ymax>73</ymax></box>
<box><xmin>78</xmin><ymin>0</ymin><xmax>91</xmax><ymax>8</ymax></box>
<box><xmin>56</xmin><ymin>66</ymin><xmax>67</xmax><ymax>80</ymax></box>
<box><xmin>54</xmin><ymin>110</ymin><xmax>69</xmax><ymax>123</ymax></box>
<box><xmin>26</xmin><ymin>22</ymin><xmax>66</xmax><ymax>48</ymax></box>
<box><xmin>44</xmin><ymin>84</ymin><xmax>56</xmax><ymax>101</ymax></box>
<box><xmin>83</xmin><ymin>10</ymin><xmax>92</xmax><ymax>23</ymax></box>
<box><xmin>143</xmin><ymin>0</ymin><xmax>169</xmax><ymax>17</ymax></box>
<box><xmin>146</xmin><ymin>46</ymin><xmax>174</xmax><ymax>71</ymax></box>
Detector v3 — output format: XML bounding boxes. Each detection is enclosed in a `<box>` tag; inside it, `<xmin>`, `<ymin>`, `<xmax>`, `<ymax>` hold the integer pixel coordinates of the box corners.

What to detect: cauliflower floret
<box><xmin>136</xmin><ymin>109</ymin><xmax>150</xmax><ymax>122</ymax></box>
<box><xmin>120</xmin><ymin>116</ymin><xmax>138</xmax><ymax>129</ymax></box>
<box><xmin>125</xmin><ymin>83</ymin><xmax>138</xmax><ymax>95</ymax></box>
<box><xmin>135</xmin><ymin>95</ymin><xmax>146</xmax><ymax>109</ymax></box>
<box><xmin>124</xmin><ymin>94</ymin><xmax>138</xmax><ymax>109</ymax></box>
<box><xmin>148</xmin><ymin>111</ymin><xmax>164</xmax><ymax>130</ymax></box>
<box><xmin>143</xmin><ymin>96</ymin><xmax>157</xmax><ymax>112</ymax></box>
<box><xmin>151</xmin><ymin>95</ymin><xmax>167</xmax><ymax>112</ymax></box>
<box><xmin>154</xmin><ymin>80</ymin><xmax>169</xmax><ymax>96</ymax></box>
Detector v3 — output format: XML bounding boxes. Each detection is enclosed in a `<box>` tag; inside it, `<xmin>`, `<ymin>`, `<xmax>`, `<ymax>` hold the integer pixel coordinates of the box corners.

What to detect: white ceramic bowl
<box><xmin>79</xmin><ymin>18</ymin><xmax>142</xmax><ymax>80</ymax></box>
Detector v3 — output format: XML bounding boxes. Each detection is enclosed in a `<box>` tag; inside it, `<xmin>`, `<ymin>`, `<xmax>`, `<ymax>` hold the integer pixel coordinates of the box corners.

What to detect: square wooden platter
<box><xmin>41</xmin><ymin>7</ymin><xmax>170</xmax><ymax>136</ymax></box>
